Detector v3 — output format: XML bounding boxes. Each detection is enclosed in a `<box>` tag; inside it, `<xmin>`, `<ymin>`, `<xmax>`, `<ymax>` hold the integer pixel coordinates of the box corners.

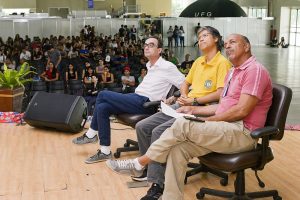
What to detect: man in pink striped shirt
<box><xmin>106</xmin><ymin>34</ymin><xmax>273</xmax><ymax>200</ymax></box>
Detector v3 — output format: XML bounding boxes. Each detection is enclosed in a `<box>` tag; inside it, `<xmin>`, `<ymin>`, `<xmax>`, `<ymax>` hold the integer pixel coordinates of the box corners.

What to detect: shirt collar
<box><xmin>200</xmin><ymin>51</ymin><xmax>222</xmax><ymax>66</ymax></box>
<box><xmin>235</xmin><ymin>56</ymin><xmax>256</xmax><ymax>70</ymax></box>
<box><xmin>146</xmin><ymin>56</ymin><xmax>163</xmax><ymax>69</ymax></box>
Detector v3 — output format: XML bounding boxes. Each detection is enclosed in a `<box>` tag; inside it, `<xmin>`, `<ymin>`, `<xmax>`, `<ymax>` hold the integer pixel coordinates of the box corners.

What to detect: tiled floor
<box><xmin>172</xmin><ymin>45</ymin><xmax>300</xmax><ymax>124</ymax></box>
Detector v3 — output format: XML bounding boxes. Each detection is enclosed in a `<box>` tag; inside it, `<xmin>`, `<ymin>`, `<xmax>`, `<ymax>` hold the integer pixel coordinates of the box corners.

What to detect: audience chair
<box><xmin>30</xmin><ymin>81</ymin><xmax>47</xmax><ymax>98</ymax></box>
<box><xmin>196</xmin><ymin>83</ymin><xmax>292</xmax><ymax>200</ymax></box>
<box><xmin>49</xmin><ymin>80</ymin><xmax>65</xmax><ymax>94</ymax></box>
<box><xmin>113</xmin><ymin>85</ymin><xmax>178</xmax><ymax>158</ymax></box>
<box><xmin>68</xmin><ymin>79</ymin><xmax>84</xmax><ymax>96</ymax></box>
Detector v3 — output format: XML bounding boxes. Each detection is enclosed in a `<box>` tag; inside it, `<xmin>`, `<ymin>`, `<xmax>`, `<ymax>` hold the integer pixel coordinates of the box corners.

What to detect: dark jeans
<box><xmin>90</xmin><ymin>91</ymin><xmax>152</xmax><ymax>146</ymax></box>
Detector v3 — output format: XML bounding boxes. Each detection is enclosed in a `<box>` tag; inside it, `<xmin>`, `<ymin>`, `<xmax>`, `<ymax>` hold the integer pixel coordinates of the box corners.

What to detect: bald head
<box><xmin>224</xmin><ymin>34</ymin><xmax>252</xmax><ymax>66</ymax></box>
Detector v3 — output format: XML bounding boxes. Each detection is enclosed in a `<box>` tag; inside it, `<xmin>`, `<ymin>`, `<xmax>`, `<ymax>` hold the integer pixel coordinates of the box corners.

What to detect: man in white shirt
<box><xmin>72</xmin><ymin>36</ymin><xmax>185</xmax><ymax>164</ymax></box>
<box><xmin>19</xmin><ymin>47</ymin><xmax>31</xmax><ymax>62</ymax></box>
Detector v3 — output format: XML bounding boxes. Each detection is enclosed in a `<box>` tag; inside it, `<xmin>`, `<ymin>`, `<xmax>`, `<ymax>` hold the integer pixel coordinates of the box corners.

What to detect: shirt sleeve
<box><xmin>241</xmin><ymin>66</ymin><xmax>270</xmax><ymax>100</ymax></box>
<box><xmin>166</xmin><ymin>64</ymin><xmax>185</xmax><ymax>89</ymax></box>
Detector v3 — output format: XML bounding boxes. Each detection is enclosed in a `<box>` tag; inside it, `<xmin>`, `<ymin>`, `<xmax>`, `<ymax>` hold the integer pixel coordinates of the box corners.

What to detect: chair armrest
<box><xmin>250</xmin><ymin>126</ymin><xmax>279</xmax><ymax>139</ymax></box>
<box><xmin>251</xmin><ymin>126</ymin><xmax>279</xmax><ymax>170</ymax></box>
<box><xmin>143</xmin><ymin>101</ymin><xmax>161</xmax><ymax>109</ymax></box>
<box><xmin>173</xmin><ymin>90</ymin><xmax>181</xmax><ymax>97</ymax></box>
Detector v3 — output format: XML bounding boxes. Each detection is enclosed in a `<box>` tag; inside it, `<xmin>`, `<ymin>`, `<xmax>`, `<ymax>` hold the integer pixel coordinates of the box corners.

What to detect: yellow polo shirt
<box><xmin>186</xmin><ymin>51</ymin><xmax>231</xmax><ymax>98</ymax></box>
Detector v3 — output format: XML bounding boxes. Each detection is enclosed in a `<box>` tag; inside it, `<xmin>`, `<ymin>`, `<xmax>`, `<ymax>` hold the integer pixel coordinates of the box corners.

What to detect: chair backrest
<box><xmin>166</xmin><ymin>85</ymin><xmax>178</xmax><ymax>98</ymax></box>
<box><xmin>265</xmin><ymin>83</ymin><xmax>292</xmax><ymax>140</ymax></box>
<box><xmin>32</xmin><ymin>81</ymin><xmax>47</xmax><ymax>91</ymax></box>
<box><xmin>69</xmin><ymin>80</ymin><xmax>83</xmax><ymax>90</ymax></box>
<box><xmin>49</xmin><ymin>80</ymin><xmax>64</xmax><ymax>90</ymax></box>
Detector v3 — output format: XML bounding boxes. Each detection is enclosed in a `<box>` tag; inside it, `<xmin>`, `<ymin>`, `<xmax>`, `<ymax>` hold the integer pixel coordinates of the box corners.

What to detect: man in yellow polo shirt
<box><xmin>130</xmin><ymin>26</ymin><xmax>231</xmax><ymax>200</ymax></box>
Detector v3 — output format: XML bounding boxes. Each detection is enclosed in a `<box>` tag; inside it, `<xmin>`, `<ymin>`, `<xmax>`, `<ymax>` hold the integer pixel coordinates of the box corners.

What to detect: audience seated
<box><xmin>95</xmin><ymin>59</ymin><xmax>105</xmax><ymax>78</ymax></box>
<box><xmin>101</xmin><ymin>66</ymin><xmax>115</xmax><ymax>86</ymax></box>
<box><xmin>121</xmin><ymin>66</ymin><xmax>135</xmax><ymax>93</ymax></box>
<box><xmin>65</xmin><ymin>63</ymin><xmax>78</xmax><ymax>83</ymax></box>
<box><xmin>40</xmin><ymin>62</ymin><xmax>59</xmax><ymax>82</ymax></box>
<box><xmin>138</xmin><ymin>67</ymin><xmax>147</xmax><ymax>84</ymax></box>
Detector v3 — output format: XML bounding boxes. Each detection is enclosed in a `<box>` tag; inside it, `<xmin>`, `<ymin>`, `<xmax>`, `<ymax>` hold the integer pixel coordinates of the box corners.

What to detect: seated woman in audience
<box><xmin>101</xmin><ymin>66</ymin><xmax>114</xmax><ymax>85</ymax></box>
<box><xmin>95</xmin><ymin>59</ymin><xmax>105</xmax><ymax>78</ymax></box>
<box><xmin>65</xmin><ymin>63</ymin><xmax>78</xmax><ymax>82</ymax></box>
<box><xmin>138</xmin><ymin>67</ymin><xmax>147</xmax><ymax>84</ymax></box>
<box><xmin>121</xmin><ymin>66</ymin><xmax>135</xmax><ymax>93</ymax></box>
<box><xmin>82</xmin><ymin>61</ymin><xmax>92</xmax><ymax>80</ymax></box>
<box><xmin>84</xmin><ymin>67</ymin><xmax>95</xmax><ymax>85</ymax></box>
<box><xmin>40</xmin><ymin>62</ymin><xmax>59</xmax><ymax>82</ymax></box>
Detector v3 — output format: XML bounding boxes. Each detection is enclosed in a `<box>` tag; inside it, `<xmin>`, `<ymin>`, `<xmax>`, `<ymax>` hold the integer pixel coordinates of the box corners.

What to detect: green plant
<box><xmin>0</xmin><ymin>62</ymin><xmax>36</xmax><ymax>89</ymax></box>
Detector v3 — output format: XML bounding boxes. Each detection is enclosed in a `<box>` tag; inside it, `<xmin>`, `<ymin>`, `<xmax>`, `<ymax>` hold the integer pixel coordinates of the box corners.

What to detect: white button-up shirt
<box><xmin>135</xmin><ymin>57</ymin><xmax>185</xmax><ymax>101</ymax></box>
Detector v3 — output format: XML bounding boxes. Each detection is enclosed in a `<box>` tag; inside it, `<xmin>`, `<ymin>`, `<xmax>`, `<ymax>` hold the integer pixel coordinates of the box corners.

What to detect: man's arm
<box><xmin>177</xmin><ymin>104</ymin><xmax>218</xmax><ymax>116</ymax></box>
<box><xmin>205</xmin><ymin>94</ymin><xmax>259</xmax><ymax>122</ymax></box>
<box><xmin>195</xmin><ymin>87</ymin><xmax>223</xmax><ymax>104</ymax></box>
<box><xmin>55</xmin><ymin>55</ymin><xmax>62</xmax><ymax>68</ymax></box>
<box><xmin>179</xmin><ymin>80</ymin><xmax>190</xmax><ymax>97</ymax></box>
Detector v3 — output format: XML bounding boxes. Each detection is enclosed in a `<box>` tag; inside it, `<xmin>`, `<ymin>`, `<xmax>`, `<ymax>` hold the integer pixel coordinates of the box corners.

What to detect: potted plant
<box><xmin>0</xmin><ymin>62</ymin><xmax>36</xmax><ymax>112</ymax></box>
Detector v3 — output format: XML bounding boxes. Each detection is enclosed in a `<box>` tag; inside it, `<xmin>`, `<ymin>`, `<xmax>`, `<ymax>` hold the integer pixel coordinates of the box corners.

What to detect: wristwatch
<box><xmin>192</xmin><ymin>98</ymin><xmax>198</xmax><ymax>106</ymax></box>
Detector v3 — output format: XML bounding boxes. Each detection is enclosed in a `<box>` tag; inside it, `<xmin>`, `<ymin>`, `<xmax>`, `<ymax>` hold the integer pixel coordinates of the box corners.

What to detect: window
<box><xmin>248</xmin><ymin>8</ymin><xmax>267</xmax><ymax>18</ymax></box>
<box><xmin>289</xmin><ymin>8</ymin><xmax>300</xmax><ymax>46</ymax></box>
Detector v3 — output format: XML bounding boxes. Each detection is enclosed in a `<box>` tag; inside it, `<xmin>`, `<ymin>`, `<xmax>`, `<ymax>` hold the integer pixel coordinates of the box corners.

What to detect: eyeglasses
<box><xmin>198</xmin><ymin>33</ymin><xmax>211</xmax><ymax>40</ymax></box>
<box><xmin>143</xmin><ymin>43</ymin><xmax>157</xmax><ymax>48</ymax></box>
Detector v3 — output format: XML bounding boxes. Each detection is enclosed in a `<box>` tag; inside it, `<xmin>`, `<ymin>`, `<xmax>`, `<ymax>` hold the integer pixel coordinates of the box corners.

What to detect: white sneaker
<box><xmin>106</xmin><ymin>159</ymin><xmax>143</xmax><ymax>177</ymax></box>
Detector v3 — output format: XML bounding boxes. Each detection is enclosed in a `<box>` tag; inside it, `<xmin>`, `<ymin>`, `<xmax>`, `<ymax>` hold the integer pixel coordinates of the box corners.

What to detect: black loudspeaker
<box><xmin>24</xmin><ymin>91</ymin><xmax>87</xmax><ymax>133</ymax></box>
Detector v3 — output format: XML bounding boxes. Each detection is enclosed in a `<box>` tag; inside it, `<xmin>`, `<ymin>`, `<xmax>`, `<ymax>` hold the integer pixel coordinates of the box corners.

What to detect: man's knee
<box><xmin>151</xmin><ymin>126</ymin><xmax>166</xmax><ymax>143</ymax></box>
<box><xmin>136</xmin><ymin>118</ymin><xmax>152</xmax><ymax>136</ymax></box>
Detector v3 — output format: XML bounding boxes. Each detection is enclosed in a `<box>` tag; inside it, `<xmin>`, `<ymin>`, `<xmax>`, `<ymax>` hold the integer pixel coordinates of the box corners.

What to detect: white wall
<box><xmin>0</xmin><ymin>17</ymin><xmax>271</xmax><ymax>46</ymax></box>
<box><xmin>162</xmin><ymin>17</ymin><xmax>271</xmax><ymax>46</ymax></box>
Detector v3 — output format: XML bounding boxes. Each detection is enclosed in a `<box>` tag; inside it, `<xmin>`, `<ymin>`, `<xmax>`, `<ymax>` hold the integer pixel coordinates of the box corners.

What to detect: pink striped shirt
<box><xmin>216</xmin><ymin>56</ymin><xmax>273</xmax><ymax>131</ymax></box>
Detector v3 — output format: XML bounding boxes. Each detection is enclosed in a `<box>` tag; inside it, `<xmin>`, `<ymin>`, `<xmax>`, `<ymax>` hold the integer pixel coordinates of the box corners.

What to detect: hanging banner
<box><xmin>88</xmin><ymin>0</ymin><xmax>94</xmax><ymax>9</ymax></box>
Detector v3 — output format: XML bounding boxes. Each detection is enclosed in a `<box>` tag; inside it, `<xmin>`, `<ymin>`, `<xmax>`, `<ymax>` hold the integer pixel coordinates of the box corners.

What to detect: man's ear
<box><xmin>158</xmin><ymin>48</ymin><xmax>162</xmax><ymax>55</ymax></box>
<box><xmin>244</xmin><ymin>43</ymin><xmax>250</xmax><ymax>53</ymax></box>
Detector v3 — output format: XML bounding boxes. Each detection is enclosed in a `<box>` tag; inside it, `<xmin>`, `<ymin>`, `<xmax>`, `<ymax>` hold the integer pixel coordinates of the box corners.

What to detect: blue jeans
<box><xmin>90</xmin><ymin>90</ymin><xmax>152</xmax><ymax>146</ymax></box>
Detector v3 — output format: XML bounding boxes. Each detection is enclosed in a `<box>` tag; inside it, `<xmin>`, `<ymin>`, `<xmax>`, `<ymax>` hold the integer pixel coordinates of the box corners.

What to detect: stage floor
<box><xmin>0</xmin><ymin>122</ymin><xmax>299</xmax><ymax>200</ymax></box>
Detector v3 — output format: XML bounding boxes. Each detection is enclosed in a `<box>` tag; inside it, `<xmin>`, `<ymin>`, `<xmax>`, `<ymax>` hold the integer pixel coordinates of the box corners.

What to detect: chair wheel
<box><xmin>259</xmin><ymin>181</ymin><xmax>265</xmax><ymax>188</ymax></box>
<box><xmin>114</xmin><ymin>152</ymin><xmax>120</xmax><ymax>158</ymax></box>
<box><xmin>196</xmin><ymin>192</ymin><xmax>204</xmax><ymax>199</ymax></box>
<box><xmin>220</xmin><ymin>178</ymin><xmax>228</xmax><ymax>186</ymax></box>
<box><xmin>274</xmin><ymin>196</ymin><xmax>282</xmax><ymax>200</ymax></box>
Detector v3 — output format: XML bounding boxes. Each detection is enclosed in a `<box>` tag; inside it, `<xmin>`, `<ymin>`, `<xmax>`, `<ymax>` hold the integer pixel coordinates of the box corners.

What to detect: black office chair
<box><xmin>196</xmin><ymin>83</ymin><xmax>292</xmax><ymax>200</ymax></box>
<box><xmin>49</xmin><ymin>80</ymin><xmax>65</xmax><ymax>94</ymax></box>
<box><xmin>30</xmin><ymin>81</ymin><xmax>47</xmax><ymax>98</ymax></box>
<box><xmin>68</xmin><ymin>79</ymin><xmax>84</xmax><ymax>96</ymax></box>
<box><xmin>113</xmin><ymin>85</ymin><xmax>178</xmax><ymax>158</ymax></box>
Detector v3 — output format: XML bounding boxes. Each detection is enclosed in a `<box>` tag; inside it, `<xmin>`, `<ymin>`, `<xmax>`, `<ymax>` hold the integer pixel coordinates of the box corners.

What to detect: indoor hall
<box><xmin>1</xmin><ymin>0</ymin><xmax>300</xmax><ymax>200</ymax></box>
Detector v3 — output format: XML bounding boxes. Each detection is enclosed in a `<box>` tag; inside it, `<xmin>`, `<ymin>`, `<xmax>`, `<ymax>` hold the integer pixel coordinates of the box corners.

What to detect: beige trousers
<box><xmin>145</xmin><ymin>118</ymin><xmax>256</xmax><ymax>200</ymax></box>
